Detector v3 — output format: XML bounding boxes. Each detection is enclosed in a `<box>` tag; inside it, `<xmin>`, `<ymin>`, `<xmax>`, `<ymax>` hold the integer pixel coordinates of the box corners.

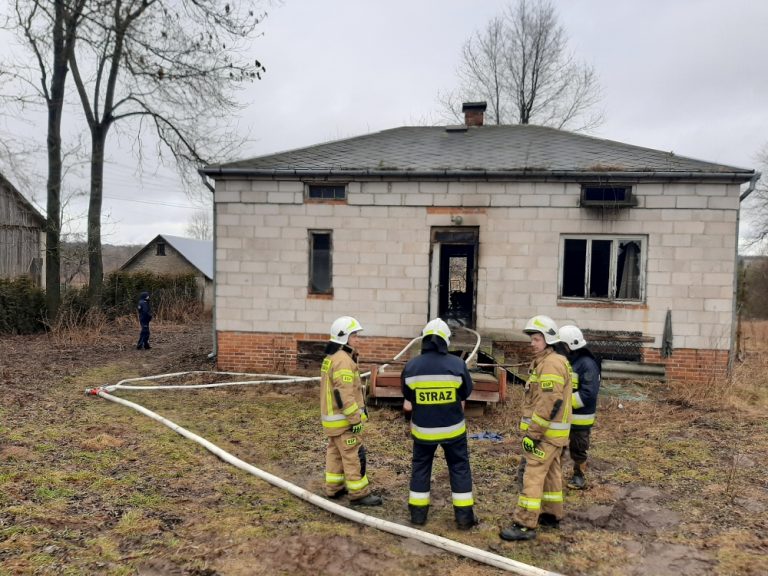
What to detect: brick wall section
<box><xmin>495</xmin><ymin>341</ymin><xmax>729</xmax><ymax>384</ymax></box>
<box><xmin>643</xmin><ymin>347</ymin><xmax>729</xmax><ymax>384</ymax></box>
<box><xmin>217</xmin><ymin>331</ymin><xmax>413</xmax><ymax>375</ymax></box>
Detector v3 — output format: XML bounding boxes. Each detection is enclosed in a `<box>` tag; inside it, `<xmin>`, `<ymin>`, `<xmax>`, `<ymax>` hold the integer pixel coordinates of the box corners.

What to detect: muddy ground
<box><xmin>1</xmin><ymin>319</ymin><xmax>767</xmax><ymax>575</ymax></box>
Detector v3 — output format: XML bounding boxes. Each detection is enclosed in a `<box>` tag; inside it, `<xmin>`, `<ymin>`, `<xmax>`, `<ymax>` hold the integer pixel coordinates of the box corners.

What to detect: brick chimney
<box><xmin>462</xmin><ymin>101</ymin><xmax>487</xmax><ymax>127</ymax></box>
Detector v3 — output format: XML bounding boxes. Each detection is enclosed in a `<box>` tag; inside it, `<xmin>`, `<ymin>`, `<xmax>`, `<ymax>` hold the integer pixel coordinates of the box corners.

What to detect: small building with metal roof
<box><xmin>121</xmin><ymin>234</ymin><xmax>213</xmax><ymax>311</ymax></box>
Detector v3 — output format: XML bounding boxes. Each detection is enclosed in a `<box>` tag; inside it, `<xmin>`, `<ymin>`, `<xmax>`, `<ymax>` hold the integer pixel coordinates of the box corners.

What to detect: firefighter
<box><xmin>558</xmin><ymin>324</ymin><xmax>601</xmax><ymax>490</ymax></box>
<box><xmin>500</xmin><ymin>315</ymin><xmax>572</xmax><ymax>541</ymax></box>
<box><xmin>320</xmin><ymin>316</ymin><xmax>382</xmax><ymax>506</ymax></box>
<box><xmin>401</xmin><ymin>318</ymin><xmax>478</xmax><ymax>530</ymax></box>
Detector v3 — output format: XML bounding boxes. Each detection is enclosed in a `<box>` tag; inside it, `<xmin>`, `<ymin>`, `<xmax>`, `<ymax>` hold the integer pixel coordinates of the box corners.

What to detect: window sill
<box><xmin>558</xmin><ymin>299</ymin><xmax>647</xmax><ymax>309</ymax></box>
<box><xmin>304</xmin><ymin>199</ymin><xmax>347</xmax><ymax>204</ymax></box>
<box><xmin>308</xmin><ymin>292</ymin><xmax>334</xmax><ymax>300</ymax></box>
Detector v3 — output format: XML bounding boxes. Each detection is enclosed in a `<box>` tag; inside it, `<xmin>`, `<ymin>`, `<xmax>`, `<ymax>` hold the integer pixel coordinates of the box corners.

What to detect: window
<box><xmin>156</xmin><ymin>241</ymin><xmax>166</xmax><ymax>256</ymax></box>
<box><xmin>560</xmin><ymin>236</ymin><xmax>645</xmax><ymax>301</ymax></box>
<box><xmin>309</xmin><ymin>230</ymin><xmax>332</xmax><ymax>294</ymax></box>
<box><xmin>307</xmin><ymin>184</ymin><xmax>346</xmax><ymax>200</ymax></box>
<box><xmin>580</xmin><ymin>185</ymin><xmax>634</xmax><ymax>207</ymax></box>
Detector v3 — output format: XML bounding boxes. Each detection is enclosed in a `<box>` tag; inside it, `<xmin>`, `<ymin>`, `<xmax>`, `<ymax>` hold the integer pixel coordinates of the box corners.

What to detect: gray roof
<box><xmin>122</xmin><ymin>234</ymin><xmax>213</xmax><ymax>280</ymax></box>
<box><xmin>161</xmin><ymin>235</ymin><xmax>213</xmax><ymax>279</ymax></box>
<box><xmin>202</xmin><ymin>125</ymin><xmax>753</xmax><ymax>182</ymax></box>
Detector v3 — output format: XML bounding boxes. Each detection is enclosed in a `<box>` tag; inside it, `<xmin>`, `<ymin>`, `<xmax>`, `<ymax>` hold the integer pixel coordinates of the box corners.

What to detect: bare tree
<box><xmin>742</xmin><ymin>148</ymin><xmax>768</xmax><ymax>254</ymax></box>
<box><xmin>444</xmin><ymin>0</ymin><xmax>602</xmax><ymax>130</ymax></box>
<box><xmin>64</xmin><ymin>0</ymin><xmax>265</xmax><ymax>305</ymax></box>
<box><xmin>5</xmin><ymin>0</ymin><xmax>87</xmax><ymax>318</ymax></box>
<box><xmin>4</xmin><ymin>1</ymin><xmax>265</xmax><ymax>306</ymax></box>
<box><xmin>186</xmin><ymin>209</ymin><xmax>212</xmax><ymax>240</ymax></box>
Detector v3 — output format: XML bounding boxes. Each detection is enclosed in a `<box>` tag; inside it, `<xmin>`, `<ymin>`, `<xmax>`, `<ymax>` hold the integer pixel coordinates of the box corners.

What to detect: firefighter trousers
<box><xmin>513</xmin><ymin>439</ymin><xmax>564</xmax><ymax>528</ymax></box>
<box><xmin>409</xmin><ymin>436</ymin><xmax>474</xmax><ymax>520</ymax></box>
<box><xmin>325</xmin><ymin>430</ymin><xmax>371</xmax><ymax>500</ymax></box>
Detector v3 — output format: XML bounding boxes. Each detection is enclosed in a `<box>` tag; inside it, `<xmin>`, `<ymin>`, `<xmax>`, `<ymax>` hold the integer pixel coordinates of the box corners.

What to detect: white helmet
<box><xmin>329</xmin><ymin>316</ymin><xmax>363</xmax><ymax>345</ymax></box>
<box><xmin>422</xmin><ymin>318</ymin><xmax>451</xmax><ymax>346</ymax></box>
<box><xmin>559</xmin><ymin>325</ymin><xmax>587</xmax><ymax>350</ymax></box>
<box><xmin>523</xmin><ymin>315</ymin><xmax>560</xmax><ymax>345</ymax></box>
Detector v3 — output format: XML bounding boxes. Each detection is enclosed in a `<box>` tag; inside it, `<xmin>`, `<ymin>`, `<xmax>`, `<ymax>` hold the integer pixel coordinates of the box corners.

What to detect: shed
<box><xmin>201</xmin><ymin>103</ymin><xmax>755</xmax><ymax>383</ymax></box>
<box><xmin>0</xmin><ymin>172</ymin><xmax>45</xmax><ymax>287</ymax></box>
<box><xmin>120</xmin><ymin>234</ymin><xmax>213</xmax><ymax>311</ymax></box>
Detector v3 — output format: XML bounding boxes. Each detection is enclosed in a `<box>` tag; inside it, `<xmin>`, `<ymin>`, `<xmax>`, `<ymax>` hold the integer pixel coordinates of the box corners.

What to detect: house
<box><xmin>0</xmin><ymin>172</ymin><xmax>45</xmax><ymax>287</ymax></box>
<box><xmin>120</xmin><ymin>234</ymin><xmax>213</xmax><ymax>311</ymax></box>
<box><xmin>201</xmin><ymin>102</ymin><xmax>756</xmax><ymax>383</ymax></box>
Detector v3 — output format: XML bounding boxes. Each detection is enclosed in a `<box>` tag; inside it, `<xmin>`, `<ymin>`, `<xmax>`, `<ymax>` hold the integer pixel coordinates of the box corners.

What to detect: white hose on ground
<box><xmin>89</xmin><ymin>385</ymin><xmax>563</xmax><ymax>576</ymax></box>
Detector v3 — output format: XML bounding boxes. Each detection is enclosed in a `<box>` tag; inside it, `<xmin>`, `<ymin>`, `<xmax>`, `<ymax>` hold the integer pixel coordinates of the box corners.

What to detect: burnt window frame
<box><xmin>308</xmin><ymin>229</ymin><xmax>333</xmax><ymax>295</ymax></box>
<box><xmin>580</xmin><ymin>185</ymin><xmax>635</xmax><ymax>207</ymax></box>
<box><xmin>305</xmin><ymin>184</ymin><xmax>347</xmax><ymax>201</ymax></box>
<box><xmin>559</xmin><ymin>235</ymin><xmax>646</xmax><ymax>302</ymax></box>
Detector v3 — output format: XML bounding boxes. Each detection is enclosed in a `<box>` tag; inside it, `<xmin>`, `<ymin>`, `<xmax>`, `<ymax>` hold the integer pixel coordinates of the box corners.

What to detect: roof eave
<box><xmin>200</xmin><ymin>167</ymin><xmax>755</xmax><ymax>184</ymax></box>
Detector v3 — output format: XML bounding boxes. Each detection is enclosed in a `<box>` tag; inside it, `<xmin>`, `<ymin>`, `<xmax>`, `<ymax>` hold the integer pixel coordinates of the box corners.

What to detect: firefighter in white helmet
<box><xmin>401</xmin><ymin>318</ymin><xmax>478</xmax><ymax>529</ymax></box>
<box><xmin>320</xmin><ymin>316</ymin><xmax>382</xmax><ymax>506</ymax></box>
<box><xmin>500</xmin><ymin>315</ymin><xmax>572</xmax><ymax>541</ymax></box>
<box><xmin>558</xmin><ymin>324</ymin><xmax>601</xmax><ymax>490</ymax></box>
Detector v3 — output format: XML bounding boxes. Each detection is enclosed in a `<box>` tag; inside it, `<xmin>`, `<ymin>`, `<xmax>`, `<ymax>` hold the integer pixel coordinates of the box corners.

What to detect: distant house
<box><xmin>120</xmin><ymin>234</ymin><xmax>213</xmax><ymax>311</ymax></box>
<box><xmin>201</xmin><ymin>102</ymin><xmax>756</xmax><ymax>383</ymax></box>
<box><xmin>0</xmin><ymin>172</ymin><xmax>45</xmax><ymax>287</ymax></box>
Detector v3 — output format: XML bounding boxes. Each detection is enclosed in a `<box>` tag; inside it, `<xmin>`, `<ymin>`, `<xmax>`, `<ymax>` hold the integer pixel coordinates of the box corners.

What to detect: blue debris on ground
<box><xmin>468</xmin><ymin>431</ymin><xmax>504</xmax><ymax>442</ymax></box>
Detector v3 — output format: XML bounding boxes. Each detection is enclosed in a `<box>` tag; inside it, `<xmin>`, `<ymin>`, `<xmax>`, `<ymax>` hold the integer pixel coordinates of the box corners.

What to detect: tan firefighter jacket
<box><xmin>519</xmin><ymin>347</ymin><xmax>572</xmax><ymax>447</ymax></box>
<box><xmin>320</xmin><ymin>348</ymin><xmax>368</xmax><ymax>437</ymax></box>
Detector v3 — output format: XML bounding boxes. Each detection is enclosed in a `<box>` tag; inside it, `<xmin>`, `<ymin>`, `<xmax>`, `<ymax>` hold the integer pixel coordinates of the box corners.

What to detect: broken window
<box><xmin>560</xmin><ymin>236</ymin><xmax>644</xmax><ymax>301</ymax></box>
<box><xmin>309</xmin><ymin>230</ymin><xmax>332</xmax><ymax>294</ymax></box>
<box><xmin>156</xmin><ymin>241</ymin><xmax>166</xmax><ymax>256</ymax></box>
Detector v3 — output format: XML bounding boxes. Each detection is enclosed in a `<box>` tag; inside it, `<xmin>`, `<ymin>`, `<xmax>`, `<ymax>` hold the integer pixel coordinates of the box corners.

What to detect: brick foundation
<box><xmin>218</xmin><ymin>331</ymin><xmax>731</xmax><ymax>384</ymax></box>
<box><xmin>489</xmin><ymin>341</ymin><xmax>730</xmax><ymax>384</ymax></box>
<box><xmin>643</xmin><ymin>348</ymin><xmax>729</xmax><ymax>384</ymax></box>
<box><xmin>217</xmin><ymin>331</ymin><xmax>413</xmax><ymax>376</ymax></box>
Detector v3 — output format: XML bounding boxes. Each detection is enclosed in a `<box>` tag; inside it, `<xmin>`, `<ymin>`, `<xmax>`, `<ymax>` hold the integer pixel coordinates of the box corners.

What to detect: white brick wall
<box><xmin>214</xmin><ymin>178</ymin><xmax>740</xmax><ymax>349</ymax></box>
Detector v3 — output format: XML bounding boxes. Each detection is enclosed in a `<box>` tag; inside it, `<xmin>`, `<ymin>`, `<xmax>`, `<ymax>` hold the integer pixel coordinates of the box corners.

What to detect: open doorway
<box><xmin>429</xmin><ymin>227</ymin><xmax>479</xmax><ymax>328</ymax></box>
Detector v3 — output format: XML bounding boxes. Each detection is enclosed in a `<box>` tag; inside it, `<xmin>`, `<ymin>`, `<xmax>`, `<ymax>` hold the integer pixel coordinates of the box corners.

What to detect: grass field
<box><xmin>1</xmin><ymin>319</ymin><xmax>766</xmax><ymax>575</ymax></box>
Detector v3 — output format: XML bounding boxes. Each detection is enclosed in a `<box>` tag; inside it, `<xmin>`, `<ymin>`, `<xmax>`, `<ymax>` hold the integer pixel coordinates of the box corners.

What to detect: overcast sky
<box><xmin>2</xmin><ymin>0</ymin><xmax>767</xmax><ymax>246</ymax></box>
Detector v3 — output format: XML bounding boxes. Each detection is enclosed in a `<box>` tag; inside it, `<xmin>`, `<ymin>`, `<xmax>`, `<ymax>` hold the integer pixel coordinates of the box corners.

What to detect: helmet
<box><xmin>523</xmin><ymin>315</ymin><xmax>560</xmax><ymax>345</ymax></box>
<box><xmin>559</xmin><ymin>325</ymin><xmax>587</xmax><ymax>350</ymax></box>
<box><xmin>329</xmin><ymin>316</ymin><xmax>363</xmax><ymax>345</ymax></box>
<box><xmin>422</xmin><ymin>318</ymin><xmax>451</xmax><ymax>346</ymax></box>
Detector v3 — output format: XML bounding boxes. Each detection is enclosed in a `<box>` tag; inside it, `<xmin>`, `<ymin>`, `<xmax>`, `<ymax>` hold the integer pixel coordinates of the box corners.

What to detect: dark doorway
<box><xmin>431</xmin><ymin>228</ymin><xmax>478</xmax><ymax>328</ymax></box>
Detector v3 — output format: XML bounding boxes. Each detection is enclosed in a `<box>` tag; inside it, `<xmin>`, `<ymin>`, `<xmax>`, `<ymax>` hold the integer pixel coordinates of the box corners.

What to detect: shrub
<box><xmin>0</xmin><ymin>276</ymin><xmax>46</xmax><ymax>334</ymax></box>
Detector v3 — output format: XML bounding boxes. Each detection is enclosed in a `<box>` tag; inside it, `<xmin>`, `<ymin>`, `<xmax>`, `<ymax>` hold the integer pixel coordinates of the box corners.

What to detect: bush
<box><xmin>102</xmin><ymin>271</ymin><xmax>200</xmax><ymax>322</ymax></box>
<box><xmin>0</xmin><ymin>276</ymin><xmax>47</xmax><ymax>334</ymax></box>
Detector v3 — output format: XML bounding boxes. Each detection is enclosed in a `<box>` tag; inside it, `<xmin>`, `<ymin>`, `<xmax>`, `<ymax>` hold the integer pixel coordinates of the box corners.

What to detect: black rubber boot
<box><xmin>455</xmin><ymin>506</ymin><xmax>479</xmax><ymax>530</ymax></box>
<box><xmin>409</xmin><ymin>504</ymin><xmax>429</xmax><ymax>525</ymax></box>
<box><xmin>537</xmin><ymin>513</ymin><xmax>560</xmax><ymax>529</ymax></box>
<box><xmin>499</xmin><ymin>523</ymin><xmax>537</xmax><ymax>541</ymax></box>
<box><xmin>568</xmin><ymin>463</ymin><xmax>586</xmax><ymax>490</ymax></box>
<box><xmin>327</xmin><ymin>487</ymin><xmax>348</xmax><ymax>500</ymax></box>
<box><xmin>350</xmin><ymin>494</ymin><xmax>383</xmax><ymax>506</ymax></box>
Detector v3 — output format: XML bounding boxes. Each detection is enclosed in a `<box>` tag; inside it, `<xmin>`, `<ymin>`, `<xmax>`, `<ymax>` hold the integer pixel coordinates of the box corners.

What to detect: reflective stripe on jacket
<box><xmin>320</xmin><ymin>349</ymin><xmax>367</xmax><ymax>437</ymax></box>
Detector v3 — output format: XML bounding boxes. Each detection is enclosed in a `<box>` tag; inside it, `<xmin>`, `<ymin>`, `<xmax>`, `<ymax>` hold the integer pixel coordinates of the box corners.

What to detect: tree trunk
<box><xmin>86</xmin><ymin>126</ymin><xmax>107</xmax><ymax>306</ymax></box>
<box><xmin>44</xmin><ymin>0</ymin><xmax>69</xmax><ymax>321</ymax></box>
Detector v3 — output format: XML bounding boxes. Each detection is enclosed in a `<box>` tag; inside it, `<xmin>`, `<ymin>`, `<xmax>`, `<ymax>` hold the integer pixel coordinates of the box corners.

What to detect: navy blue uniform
<box><xmin>568</xmin><ymin>348</ymin><xmax>601</xmax><ymax>464</ymax></box>
<box><xmin>401</xmin><ymin>336</ymin><xmax>475</xmax><ymax>526</ymax></box>
<box><xmin>136</xmin><ymin>292</ymin><xmax>152</xmax><ymax>349</ymax></box>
